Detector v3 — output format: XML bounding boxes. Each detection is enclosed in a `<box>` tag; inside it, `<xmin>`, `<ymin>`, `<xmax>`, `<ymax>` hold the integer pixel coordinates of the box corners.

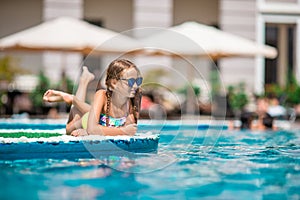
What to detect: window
<box><xmin>265</xmin><ymin>24</ymin><xmax>295</xmax><ymax>86</ymax></box>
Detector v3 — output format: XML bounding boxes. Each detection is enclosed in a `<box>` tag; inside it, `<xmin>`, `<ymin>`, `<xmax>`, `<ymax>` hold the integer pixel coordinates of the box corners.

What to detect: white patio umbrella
<box><xmin>0</xmin><ymin>16</ymin><xmax>141</xmax><ymax>55</ymax></box>
<box><xmin>140</xmin><ymin>21</ymin><xmax>277</xmax><ymax>59</ymax></box>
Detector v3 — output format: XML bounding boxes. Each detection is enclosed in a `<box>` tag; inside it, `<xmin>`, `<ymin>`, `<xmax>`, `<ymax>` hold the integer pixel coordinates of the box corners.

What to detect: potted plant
<box><xmin>227</xmin><ymin>82</ymin><xmax>249</xmax><ymax>118</ymax></box>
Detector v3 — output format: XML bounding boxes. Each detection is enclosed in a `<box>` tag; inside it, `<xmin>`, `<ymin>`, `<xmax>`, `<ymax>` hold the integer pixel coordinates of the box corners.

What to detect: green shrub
<box><xmin>30</xmin><ymin>71</ymin><xmax>51</xmax><ymax>108</ymax></box>
<box><xmin>227</xmin><ymin>83</ymin><xmax>249</xmax><ymax>112</ymax></box>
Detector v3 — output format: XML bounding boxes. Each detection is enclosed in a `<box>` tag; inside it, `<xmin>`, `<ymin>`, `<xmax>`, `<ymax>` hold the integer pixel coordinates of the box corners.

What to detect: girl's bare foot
<box><xmin>71</xmin><ymin>128</ymin><xmax>88</xmax><ymax>137</ymax></box>
<box><xmin>43</xmin><ymin>89</ymin><xmax>73</xmax><ymax>105</ymax></box>
<box><xmin>81</xmin><ymin>66</ymin><xmax>95</xmax><ymax>83</ymax></box>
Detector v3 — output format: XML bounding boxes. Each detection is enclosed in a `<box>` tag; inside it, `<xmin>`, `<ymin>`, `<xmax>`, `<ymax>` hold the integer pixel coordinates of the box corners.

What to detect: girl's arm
<box><xmin>86</xmin><ymin>90</ymin><xmax>136</xmax><ymax>136</ymax></box>
<box><xmin>125</xmin><ymin>113</ymin><xmax>136</xmax><ymax>125</ymax></box>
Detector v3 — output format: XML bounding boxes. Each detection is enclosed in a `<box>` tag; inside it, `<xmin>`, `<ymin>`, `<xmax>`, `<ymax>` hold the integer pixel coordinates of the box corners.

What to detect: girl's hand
<box><xmin>71</xmin><ymin>129</ymin><xmax>88</xmax><ymax>137</ymax></box>
<box><xmin>120</xmin><ymin>124</ymin><xmax>137</xmax><ymax>136</ymax></box>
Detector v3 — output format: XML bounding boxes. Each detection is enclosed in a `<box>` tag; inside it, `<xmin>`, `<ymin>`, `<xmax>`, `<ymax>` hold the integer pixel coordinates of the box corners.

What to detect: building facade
<box><xmin>0</xmin><ymin>0</ymin><xmax>299</xmax><ymax>95</ymax></box>
<box><xmin>220</xmin><ymin>0</ymin><xmax>300</xmax><ymax>95</ymax></box>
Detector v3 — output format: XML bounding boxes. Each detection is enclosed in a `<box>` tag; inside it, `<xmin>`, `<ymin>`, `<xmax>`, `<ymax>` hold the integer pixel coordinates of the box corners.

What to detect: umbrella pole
<box><xmin>60</xmin><ymin>53</ymin><xmax>67</xmax><ymax>91</ymax></box>
<box><xmin>186</xmin><ymin>56</ymin><xmax>197</xmax><ymax>115</ymax></box>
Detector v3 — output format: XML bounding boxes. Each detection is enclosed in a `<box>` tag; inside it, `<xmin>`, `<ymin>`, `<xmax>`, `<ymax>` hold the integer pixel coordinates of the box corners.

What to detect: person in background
<box><xmin>252</xmin><ymin>97</ymin><xmax>277</xmax><ymax>131</ymax></box>
<box><xmin>240</xmin><ymin>111</ymin><xmax>255</xmax><ymax>130</ymax></box>
<box><xmin>43</xmin><ymin>59</ymin><xmax>143</xmax><ymax>136</ymax></box>
<box><xmin>229</xmin><ymin>97</ymin><xmax>277</xmax><ymax>131</ymax></box>
<box><xmin>267</xmin><ymin>94</ymin><xmax>287</xmax><ymax>119</ymax></box>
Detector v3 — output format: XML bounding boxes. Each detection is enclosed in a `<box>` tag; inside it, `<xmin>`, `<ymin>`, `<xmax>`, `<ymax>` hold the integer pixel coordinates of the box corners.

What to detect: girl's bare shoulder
<box><xmin>95</xmin><ymin>89</ymin><xmax>107</xmax><ymax>100</ymax></box>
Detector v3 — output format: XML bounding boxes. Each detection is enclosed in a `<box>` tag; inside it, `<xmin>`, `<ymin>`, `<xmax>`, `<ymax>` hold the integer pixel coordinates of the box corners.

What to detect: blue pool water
<box><xmin>0</xmin><ymin>123</ymin><xmax>300</xmax><ymax>199</ymax></box>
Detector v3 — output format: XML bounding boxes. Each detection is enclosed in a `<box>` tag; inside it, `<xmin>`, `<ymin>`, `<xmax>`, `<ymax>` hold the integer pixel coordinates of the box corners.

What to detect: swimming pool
<box><xmin>0</xmin><ymin>120</ymin><xmax>299</xmax><ymax>199</ymax></box>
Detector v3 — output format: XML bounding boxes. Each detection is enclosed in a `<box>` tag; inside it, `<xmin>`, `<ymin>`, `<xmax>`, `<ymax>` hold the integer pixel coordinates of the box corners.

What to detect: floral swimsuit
<box><xmin>99</xmin><ymin>113</ymin><xmax>127</xmax><ymax>127</ymax></box>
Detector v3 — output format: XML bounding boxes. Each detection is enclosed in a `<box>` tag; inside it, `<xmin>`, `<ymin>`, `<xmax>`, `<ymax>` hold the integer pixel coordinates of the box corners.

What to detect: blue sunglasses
<box><xmin>120</xmin><ymin>77</ymin><xmax>143</xmax><ymax>87</ymax></box>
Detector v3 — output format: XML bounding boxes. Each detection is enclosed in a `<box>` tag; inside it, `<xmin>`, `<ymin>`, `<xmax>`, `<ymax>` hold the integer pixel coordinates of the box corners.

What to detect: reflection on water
<box><xmin>1</xmin><ymin>129</ymin><xmax>300</xmax><ymax>199</ymax></box>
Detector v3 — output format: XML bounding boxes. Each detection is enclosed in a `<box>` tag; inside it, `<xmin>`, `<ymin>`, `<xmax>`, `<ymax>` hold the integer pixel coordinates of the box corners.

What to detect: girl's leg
<box><xmin>74</xmin><ymin>66</ymin><xmax>95</xmax><ymax>102</ymax></box>
<box><xmin>66</xmin><ymin>113</ymin><xmax>82</xmax><ymax>134</ymax></box>
<box><xmin>43</xmin><ymin>66</ymin><xmax>94</xmax><ymax>113</ymax></box>
<box><xmin>43</xmin><ymin>66</ymin><xmax>95</xmax><ymax>133</ymax></box>
<box><xmin>66</xmin><ymin>67</ymin><xmax>95</xmax><ymax>131</ymax></box>
<box><xmin>43</xmin><ymin>66</ymin><xmax>94</xmax><ymax>106</ymax></box>
<box><xmin>70</xmin><ymin>66</ymin><xmax>95</xmax><ymax>113</ymax></box>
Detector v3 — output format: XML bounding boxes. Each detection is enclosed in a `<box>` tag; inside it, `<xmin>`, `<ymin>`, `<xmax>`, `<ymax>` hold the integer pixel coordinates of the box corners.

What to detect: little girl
<box><xmin>43</xmin><ymin>59</ymin><xmax>143</xmax><ymax>136</ymax></box>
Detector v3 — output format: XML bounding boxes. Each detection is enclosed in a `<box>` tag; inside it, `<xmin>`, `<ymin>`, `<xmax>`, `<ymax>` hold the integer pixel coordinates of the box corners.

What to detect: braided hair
<box><xmin>100</xmin><ymin>59</ymin><xmax>142</xmax><ymax>126</ymax></box>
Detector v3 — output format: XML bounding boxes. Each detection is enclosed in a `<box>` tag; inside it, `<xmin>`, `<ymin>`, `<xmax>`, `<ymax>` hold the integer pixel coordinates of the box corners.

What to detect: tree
<box><xmin>0</xmin><ymin>56</ymin><xmax>26</xmax><ymax>82</ymax></box>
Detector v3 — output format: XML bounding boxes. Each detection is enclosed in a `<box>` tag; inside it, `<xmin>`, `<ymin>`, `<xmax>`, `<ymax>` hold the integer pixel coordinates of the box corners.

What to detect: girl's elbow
<box><xmin>87</xmin><ymin>124</ymin><xmax>105</xmax><ymax>135</ymax></box>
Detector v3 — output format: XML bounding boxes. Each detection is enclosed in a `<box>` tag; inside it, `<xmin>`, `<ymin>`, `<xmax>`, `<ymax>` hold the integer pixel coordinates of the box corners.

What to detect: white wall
<box><xmin>84</xmin><ymin>0</ymin><xmax>133</xmax><ymax>32</ymax></box>
<box><xmin>219</xmin><ymin>0</ymin><xmax>257</xmax><ymax>93</ymax></box>
<box><xmin>0</xmin><ymin>0</ymin><xmax>43</xmax><ymax>75</ymax></box>
<box><xmin>265</xmin><ymin>0</ymin><xmax>297</xmax><ymax>3</ymax></box>
<box><xmin>42</xmin><ymin>0</ymin><xmax>83</xmax><ymax>84</ymax></box>
<box><xmin>0</xmin><ymin>0</ymin><xmax>43</xmax><ymax>38</ymax></box>
<box><xmin>132</xmin><ymin>0</ymin><xmax>174</xmax><ymax>87</ymax></box>
<box><xmin>173</xmin><ymin>0</ymin><xmax>219</xmax><ymax>26</ymax></box>
<box><xmin>173</xmin><ymin>0</ymin><xmax>219</xmax><ymax>96</ymax></box>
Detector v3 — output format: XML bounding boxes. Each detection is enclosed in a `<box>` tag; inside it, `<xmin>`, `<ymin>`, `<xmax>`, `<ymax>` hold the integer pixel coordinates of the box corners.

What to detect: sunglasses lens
<box><xmin>127</xmin><ymin>78</ymin><xmax>135</xmax><ymax>87</ymax></box>
<box><xmin>136</xmin><ymin>77</ymin><xmax>143</xmax><ymax>86</ymax></box>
